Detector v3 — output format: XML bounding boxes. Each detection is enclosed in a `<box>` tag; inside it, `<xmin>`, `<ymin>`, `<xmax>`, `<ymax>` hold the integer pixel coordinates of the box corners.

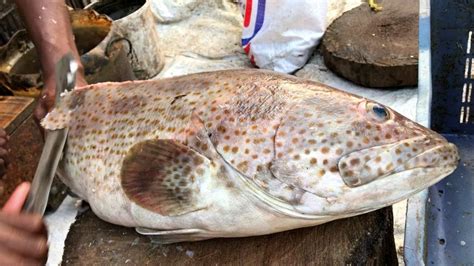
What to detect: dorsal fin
<box><xmin>121</xmin><ymin>139</ymin><xmax>210</xmax><ymax>216</ymax></box>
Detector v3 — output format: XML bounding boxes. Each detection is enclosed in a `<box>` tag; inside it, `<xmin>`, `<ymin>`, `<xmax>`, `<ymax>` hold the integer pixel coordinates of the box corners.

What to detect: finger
<box><xmin>0</xmin><ymin>212</ymin><xmax>46</xmax><ymax>234</ymax></box>
<box><xmin>2</xmin><ymin>182</ymin><xmax>30</xmax><ymax>214</ymax></box>
<box><xmin>0</xmin><ymin>245</ymin><xmax>45</xmax><ymax>266</ymax></box>
<box><xmin>0</xmin><ymin>159</ymin><xmax>6</xmax><ymax>177</ymax></box>
<box><xmin>33</xmin><ymin>105</ymin><xmax>47</xmax><ymax>139</ymax></box>
<box><xmin>0</xmin><ymin>148</ymin><xmax>8</xmax><ymax>158</ymax></box>
<box><xmin>74</xmin><ymin>75</ymin><xmax>88</xmax><ymax>90</ymax></box>
<box><xmin>34</xmin><ymin>105</ymin><xmax>46</xmax><ymax>123</ymax></box>
<box><xmin>0</xmin><ymin>148</ymin><xmax>8</xmax><ymax>167</ymax></box>
<box><xmin>0</xmin><ymin>130</ymin><xmax>9</xmax><ymax>145</ymax></box>
<box><xmin>0</xmin><ymin>222</ymin><xmax>49</xmax><ymax>260</ymax></box>
<box><xmin>42</xmin><ymin>93</ymin><xmax>55</xmax><ymax>112</ymax></box>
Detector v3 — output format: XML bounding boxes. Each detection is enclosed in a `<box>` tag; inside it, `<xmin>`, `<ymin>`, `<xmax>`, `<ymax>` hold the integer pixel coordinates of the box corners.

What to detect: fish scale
<box><xmin>43</xmin><ymin>70</ymin><xmax>459</xmax><ymax>242</ymax></box>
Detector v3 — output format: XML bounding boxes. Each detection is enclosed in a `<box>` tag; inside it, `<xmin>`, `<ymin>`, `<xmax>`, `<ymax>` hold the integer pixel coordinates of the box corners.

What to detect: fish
<box><xmin>42</xmin><ymin>69</ymin><xmax>459</xmax><ymax>243</ymax></box>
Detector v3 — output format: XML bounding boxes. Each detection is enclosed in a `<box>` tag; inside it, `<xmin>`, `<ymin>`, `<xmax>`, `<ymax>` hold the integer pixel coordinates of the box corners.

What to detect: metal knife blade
<box><xmin>22</xmin><ymin>54</ymin><xmax>78</xmax><ymax>215</ymax></box>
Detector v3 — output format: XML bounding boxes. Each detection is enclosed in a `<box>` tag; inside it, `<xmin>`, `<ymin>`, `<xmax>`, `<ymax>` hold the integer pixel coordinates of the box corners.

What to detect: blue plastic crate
<box><xmin>405</xmin><ymin>0</ymin><xmax>474</xmax><ymax>264</ymax></box>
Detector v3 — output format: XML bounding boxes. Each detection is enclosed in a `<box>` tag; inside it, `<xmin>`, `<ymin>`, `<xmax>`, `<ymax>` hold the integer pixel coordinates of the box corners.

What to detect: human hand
<box><xmin>34</xmin><ymin>68</ymin><xmax>87</xmax><ymax>125</ymax></box>
<box><xmin>0</xmin><ymin>129</ymin><xmax>9</xmax><ymax>177</ymax></box>
<box><xmin>0</xmin><ymin>182</ymin><xmax>49</xmax><ymax>265</ymax></box>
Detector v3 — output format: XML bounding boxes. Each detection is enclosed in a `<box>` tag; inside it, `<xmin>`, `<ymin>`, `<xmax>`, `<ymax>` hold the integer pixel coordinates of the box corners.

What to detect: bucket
<box><xmin>86</xmin><ymin>0</ymin><xmax>164</xmax><ymax>79</ymax></box>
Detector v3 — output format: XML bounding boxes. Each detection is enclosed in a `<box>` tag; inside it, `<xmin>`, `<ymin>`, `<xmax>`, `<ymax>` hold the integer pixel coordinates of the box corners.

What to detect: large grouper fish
<box><xmin>42</xmin><ymin>70</ymin><xmax>459</xmax><ymax>243</ymax></box>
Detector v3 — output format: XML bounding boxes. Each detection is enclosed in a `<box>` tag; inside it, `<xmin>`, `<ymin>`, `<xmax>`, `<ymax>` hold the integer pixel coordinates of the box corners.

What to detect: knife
<box><xmin>22</xmin><ymin>54</ymin><xmax>78</xmax><ymax>215</ymax></box>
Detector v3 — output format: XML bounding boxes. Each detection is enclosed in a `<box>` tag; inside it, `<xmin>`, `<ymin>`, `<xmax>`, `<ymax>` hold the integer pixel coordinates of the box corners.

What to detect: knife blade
<box><xmin>22</xmin><ymin>54</ymin><xmax>78</xmax><ymax>215</ymax></box>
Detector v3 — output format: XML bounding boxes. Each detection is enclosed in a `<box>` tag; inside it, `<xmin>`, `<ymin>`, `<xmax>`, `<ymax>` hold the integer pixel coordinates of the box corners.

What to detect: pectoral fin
<box><xmin>121</xmin><ymin>139</ymin><xmax>210</xmax><ymax>216</ymax></box>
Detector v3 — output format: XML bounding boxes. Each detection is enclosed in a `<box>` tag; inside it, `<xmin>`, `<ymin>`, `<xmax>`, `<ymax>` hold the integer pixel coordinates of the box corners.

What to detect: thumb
<box><xmin>2</xmin><ymin>182</ymin><xmax>31</xmax><ymax>214</ymax></box>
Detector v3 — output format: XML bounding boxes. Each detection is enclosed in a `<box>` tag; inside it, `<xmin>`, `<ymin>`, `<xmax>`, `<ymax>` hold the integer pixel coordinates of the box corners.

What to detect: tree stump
<box><xmin>321</xmin><ymin>0</ymin><xmax>418</xmax><ymax>88</ymax></box>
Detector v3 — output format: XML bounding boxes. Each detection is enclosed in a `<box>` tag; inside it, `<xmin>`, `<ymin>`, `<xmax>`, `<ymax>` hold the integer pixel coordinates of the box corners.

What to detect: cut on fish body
<box><xmin>42</xmin><ymin>70</ymin><xmax>459</xmax><ymax>242</ymax></box>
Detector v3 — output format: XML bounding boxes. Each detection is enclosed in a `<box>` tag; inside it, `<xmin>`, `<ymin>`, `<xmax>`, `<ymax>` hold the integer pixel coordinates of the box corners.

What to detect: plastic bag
<box><xmin>240</xmin><ymin>0</ymin><xmax>328</xmax><ymax>73</ymax></box>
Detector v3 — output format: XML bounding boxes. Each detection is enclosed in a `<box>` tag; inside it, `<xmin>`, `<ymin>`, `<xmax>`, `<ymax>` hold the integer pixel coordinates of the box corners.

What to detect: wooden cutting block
<box><xmin>62</xmin><ymin>207</ymin><xmax>398</xmax><ymax>265</ymax></box>
<box><xmin>321</xmin><ymin>0</ymin><xmax>418</xmax><ymax>88</ymax></box>
<box><xmin>0</xmin><ymin>96</ymin><xmax>43</xmax><ymax>205</ymax></box>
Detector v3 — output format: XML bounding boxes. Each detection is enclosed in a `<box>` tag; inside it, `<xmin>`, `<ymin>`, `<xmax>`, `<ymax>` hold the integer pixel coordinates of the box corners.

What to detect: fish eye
<box><xmin>366</xmin><ymin>102</ymin><xmax>390</xmax><ymax>121</ymax></box>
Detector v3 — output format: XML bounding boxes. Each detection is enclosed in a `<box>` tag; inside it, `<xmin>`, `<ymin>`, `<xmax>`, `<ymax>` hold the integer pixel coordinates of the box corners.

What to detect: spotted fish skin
<box><xmin>42</xmin><ymin>70</ymin><xmax>459</xmax><ymax>241</ymax></box>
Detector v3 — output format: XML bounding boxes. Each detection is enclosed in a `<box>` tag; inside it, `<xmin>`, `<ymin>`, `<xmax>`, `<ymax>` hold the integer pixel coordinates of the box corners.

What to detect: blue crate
<box><xmin>405</xmin><ymin>0</ymin><xmax>474</xmax><ymax>264</ymax></box>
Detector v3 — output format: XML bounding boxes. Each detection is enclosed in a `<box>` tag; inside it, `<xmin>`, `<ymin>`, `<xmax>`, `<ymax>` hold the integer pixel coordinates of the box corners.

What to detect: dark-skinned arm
<box><xmin>14</xmin><ymin>0</ymin><xmax>87</xmax><ymax>122</ymax></box>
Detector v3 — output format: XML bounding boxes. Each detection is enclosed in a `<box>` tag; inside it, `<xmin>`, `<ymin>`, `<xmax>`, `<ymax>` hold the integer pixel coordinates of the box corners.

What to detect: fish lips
<box><xmin>337</xmin><ymin>137</ymin><xmax>459</xmax><ymax>188</ymax></box>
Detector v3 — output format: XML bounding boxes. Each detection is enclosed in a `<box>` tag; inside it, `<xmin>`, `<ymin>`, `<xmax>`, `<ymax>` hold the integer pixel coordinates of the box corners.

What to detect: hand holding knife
<box><xmin>22</xmin><ymin>53</ymin><xmax>78</xmax><ymax>215</ymax></box>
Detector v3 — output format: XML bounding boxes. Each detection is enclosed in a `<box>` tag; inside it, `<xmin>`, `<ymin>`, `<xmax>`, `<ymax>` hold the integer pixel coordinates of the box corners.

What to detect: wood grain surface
<box><xmin>63</xmin><ymin>206</ymin><xmax>398</xmax><ymax>265</ymax></box>
<box><xmin>0</xmin><ymin>96</ymin><xmax>35</xmax><ymax>134</ymax></box>
<box><xmin>0</xmin><ymin>97</ymin><xmax>43</xmax><ymax>206</ymax></box>
<box><xmin>321</xmin><ymin>0</ymin><xmax>419</xmax><ymax>88</ymax></box>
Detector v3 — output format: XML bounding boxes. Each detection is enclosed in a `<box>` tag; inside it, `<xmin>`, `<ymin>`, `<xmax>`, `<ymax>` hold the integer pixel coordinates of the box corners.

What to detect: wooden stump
<box><xmin>63</xmin><ymin>207</ymin><xmax>398</xmax><ymax>265</ymax></box>
<box><xmin>321</xmin><ymin>0</ymin><xmax>418</xmax><ymax>88</ymax></box>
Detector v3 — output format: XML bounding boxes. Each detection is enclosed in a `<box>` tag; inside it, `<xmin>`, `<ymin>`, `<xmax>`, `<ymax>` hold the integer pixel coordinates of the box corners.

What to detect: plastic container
<box><xmin>404</xmin><ymin>0</ymin><xmax>474</xmax><ymax>264</ymax></box>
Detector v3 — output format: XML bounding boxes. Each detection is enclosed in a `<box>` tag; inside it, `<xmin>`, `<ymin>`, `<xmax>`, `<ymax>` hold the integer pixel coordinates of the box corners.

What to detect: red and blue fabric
<box><xmin>241</xmin><ymin>0</ymin><xmax>266</xmax><ymax>65</ymax></box>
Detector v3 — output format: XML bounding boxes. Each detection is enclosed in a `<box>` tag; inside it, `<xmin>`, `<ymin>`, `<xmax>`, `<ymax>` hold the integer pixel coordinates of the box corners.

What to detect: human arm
<box><xmin>14</xmin><ymin>0</ymin><xmax>88</xmax><ymax>122</ymax></box>
<box><xmin>0</xmin><ymin>182</ymin><xmax>49</xmax><ymax>265</ymax></box>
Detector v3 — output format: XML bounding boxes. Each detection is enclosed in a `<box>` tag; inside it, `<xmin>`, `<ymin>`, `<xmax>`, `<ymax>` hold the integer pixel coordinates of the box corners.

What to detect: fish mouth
<box><xmin>301</xmin><ymin>165</ymin><xmax>457</xmax><ymax>218</ymax></box>
<box><xmin>337</xmin><ymin>137</ymin><xmax>459</xmax><ymax>188</ymax></box>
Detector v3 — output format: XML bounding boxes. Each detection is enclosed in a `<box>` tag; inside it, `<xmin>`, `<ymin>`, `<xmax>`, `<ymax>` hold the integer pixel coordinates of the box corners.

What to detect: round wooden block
<box><xmin>321</xmin><ymin>0</ymin><xmax>418</xmax><ymax>88</ymax></box>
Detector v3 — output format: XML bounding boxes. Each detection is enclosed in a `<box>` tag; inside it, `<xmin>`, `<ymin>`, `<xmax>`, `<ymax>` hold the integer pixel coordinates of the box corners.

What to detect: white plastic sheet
<box><xmin>45</xmin><ymin>196</ymin><xmax>81</xmax><ymax>266</ymax></box>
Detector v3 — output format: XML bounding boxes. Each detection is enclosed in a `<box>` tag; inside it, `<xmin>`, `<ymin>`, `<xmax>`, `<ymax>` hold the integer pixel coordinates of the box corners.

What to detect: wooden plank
<box><xmin>63</xmin><ymin>207</ymin><xmax>398</xmax><ymax>265</ymax></box>
<box><xmin>0</xmin><ymin>96</ymin><xmax>35</xmax><ymax>134</ymax></box>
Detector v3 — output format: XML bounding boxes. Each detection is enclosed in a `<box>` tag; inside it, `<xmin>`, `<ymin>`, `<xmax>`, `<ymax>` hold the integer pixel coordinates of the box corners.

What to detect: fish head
<box><xmin>272</xmin><ymin>94</ymin><xmax>459</xmax><ymax>215</ymax></box>
<box><xmin>336</xmin><ymin>100</ymin><xmax>459</xmax><ymax>188</ymax></box>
